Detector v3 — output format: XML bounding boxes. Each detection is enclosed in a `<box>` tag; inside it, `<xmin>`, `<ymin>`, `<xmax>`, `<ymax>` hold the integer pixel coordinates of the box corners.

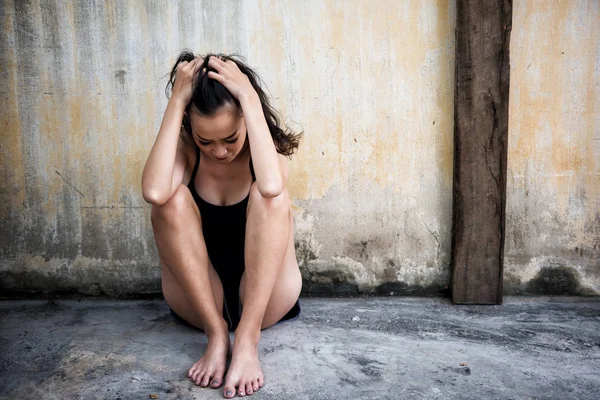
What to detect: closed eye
<box><xmin>196</xmin><ymin>130</ymin><xmax>238</xmax><ymax>146</ymax></box>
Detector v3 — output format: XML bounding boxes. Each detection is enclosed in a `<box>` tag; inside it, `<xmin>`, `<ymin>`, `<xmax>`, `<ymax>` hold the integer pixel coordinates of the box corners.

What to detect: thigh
<box><xmin>161</xmin><ymin>255</ymin><xmax>225</xmax><ymax>331</ymax></box>
<box><xmin>239</xmin><ymin>222</ymin><xmax>302</xmax><ymax>330</ymax></box>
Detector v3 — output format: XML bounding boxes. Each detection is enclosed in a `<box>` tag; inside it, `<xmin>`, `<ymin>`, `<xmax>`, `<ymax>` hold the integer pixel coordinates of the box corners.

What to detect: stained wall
<box><xmin>0</xmin><ymin>0</ymin><xmax>455</xmax><ymax>296</ymax></box>
<box><xmin>505</xmin><ymin>0</ymin><xmax>600</xmax><ymax>295</ymax></box>
<box><xmin>1</xmin><ymin>1</ymin><xmax>597</xmax><ymax>297</ymax></box>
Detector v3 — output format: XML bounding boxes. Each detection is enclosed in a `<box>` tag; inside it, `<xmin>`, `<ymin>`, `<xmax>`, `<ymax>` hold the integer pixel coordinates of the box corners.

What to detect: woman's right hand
<box><xmin>171</xmin><ymin>55</ymin><xmax>204</xmax><ymax>106</ymax></box>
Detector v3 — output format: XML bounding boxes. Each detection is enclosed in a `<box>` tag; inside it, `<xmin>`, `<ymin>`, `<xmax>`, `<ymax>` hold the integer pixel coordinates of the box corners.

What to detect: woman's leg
<box><xmin>151</xmin><ymin>184</ymin><xmax>230</xmax><ymax>388</ymax></box>
<box><xmin>222</xmin><ymin>183</ymin><xmax>302</xmax><ymax>398</ymax></box>
<box><xmin>160</xmin><ymin>255</ymin><xmax>223</xmax><ymax>331</ymax></box>
<box><xmin>239</xmin><ymin>219</ymin><xmax>302</xmax><ymax>330</ymax></box>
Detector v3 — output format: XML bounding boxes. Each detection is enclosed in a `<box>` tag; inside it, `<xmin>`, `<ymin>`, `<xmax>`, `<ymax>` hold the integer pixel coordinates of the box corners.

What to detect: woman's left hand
<box><xmin>207</xmin><ymin>56</ymin><xmax>257</xmax><ymax>101</ymax></box>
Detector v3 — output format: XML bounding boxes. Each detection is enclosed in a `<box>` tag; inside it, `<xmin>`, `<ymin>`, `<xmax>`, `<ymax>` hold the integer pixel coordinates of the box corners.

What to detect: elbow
<box><xmin>143</xmin><ymin>191</ymin><xmax>167</xmax><ymax>206</ymax></box>
<box><xmin>141</xmin><ymin>173</ymin><xmax>170</xmax><ymax>205</ymax></box>
<box><xmin>142</xmin><ymin>186</ymin><xmax>168</xmax><ymax>206</ymax></box>
<box><xmin>257</xmin><ymin>181</ymin><xmax>284</xmax><ymax>199</ymax></box>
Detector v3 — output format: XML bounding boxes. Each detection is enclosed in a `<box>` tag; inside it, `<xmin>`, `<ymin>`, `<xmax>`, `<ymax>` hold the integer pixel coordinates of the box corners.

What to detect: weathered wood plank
<box><xmin>451</xmin><ymin>0</ymin><xmax>512</xmax><ymax>304</ymax></box>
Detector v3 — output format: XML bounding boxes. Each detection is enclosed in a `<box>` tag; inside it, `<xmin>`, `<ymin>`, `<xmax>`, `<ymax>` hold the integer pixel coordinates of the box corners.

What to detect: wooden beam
<box><xmin>451</xmin><ymin>0</ymin><xmax>512</xmax><ymax>304</ymax></box>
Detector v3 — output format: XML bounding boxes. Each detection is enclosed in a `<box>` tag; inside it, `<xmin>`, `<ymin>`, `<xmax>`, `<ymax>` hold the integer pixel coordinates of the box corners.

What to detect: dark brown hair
<box><xmin>166</xmin><ymin>50</ymin><xmax>302</xmax><ymax>156</ymax></box>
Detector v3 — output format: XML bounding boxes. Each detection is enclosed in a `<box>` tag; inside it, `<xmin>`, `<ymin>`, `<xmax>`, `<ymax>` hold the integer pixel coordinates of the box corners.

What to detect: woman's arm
<box><xmin>141</xmin><ymin>57</ymin><xmax>202</xmax><ymax>205</ymax></box>
<box><xmin>207</xmin><ymin>56</ymin><xmax>285</xmax><ymax>198</ymax></box>
<box><xmin>140</xmin><ymin>98</ymin><xmax>187</xmax><ymax>205</ymax></box>
<box><xmin>240</xmin><ymin>93</ymin><xmax>285</xmax><ymax>197</ymax></box>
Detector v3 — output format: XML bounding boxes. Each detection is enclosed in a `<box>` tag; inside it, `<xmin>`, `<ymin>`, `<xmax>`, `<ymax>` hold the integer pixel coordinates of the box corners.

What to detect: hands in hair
<box><xmin>171</xmin><ymin>56</ymin><xmax>204</xmax><ymax>106</ymax></box>
<box><xmin>206</xmin><ymin>55</ymin><xmax>257</xmax><ymax>102</ymax></box>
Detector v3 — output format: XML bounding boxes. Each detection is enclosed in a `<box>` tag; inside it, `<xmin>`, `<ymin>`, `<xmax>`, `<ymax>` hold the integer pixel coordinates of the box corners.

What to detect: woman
<box><xmin>141</xmin><ymin>51</ymin><xmax>302</xmax><ymax>398</ymax></box>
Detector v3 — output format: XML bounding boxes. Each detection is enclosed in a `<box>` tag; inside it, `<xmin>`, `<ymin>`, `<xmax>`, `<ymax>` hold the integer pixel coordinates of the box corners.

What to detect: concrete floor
<box><xmin>0</xmin><ymin>297</ymin><xmax>599</xmax><ymax>400</ymax></box>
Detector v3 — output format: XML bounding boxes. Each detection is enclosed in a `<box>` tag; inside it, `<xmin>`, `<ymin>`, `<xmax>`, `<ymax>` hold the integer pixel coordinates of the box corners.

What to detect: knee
<box><xmin>151</xmin><ymin>184</ymin><xmax>195</xmax><ymax>224</ymax></box>
<box><xmin>248</xmin><ymin>182</ymin><xmax>290</xmax><ymax>218</ymax></box>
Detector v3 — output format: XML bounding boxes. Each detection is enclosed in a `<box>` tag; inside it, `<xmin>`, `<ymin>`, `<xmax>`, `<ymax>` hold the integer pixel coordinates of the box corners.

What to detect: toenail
<box><xmin>240</xmin><ymin>392</ymin><xmax>245</xmax><ymax>396</ymax></box>
<box><xmin>226</xmin><ymin>390</ymin><xmax>233</xmax><ymax>397</ymax></box>
<box><xmin>212</xmin><ymin>380</ymin><xmax>219</xmax><ymax>385</ymax></box>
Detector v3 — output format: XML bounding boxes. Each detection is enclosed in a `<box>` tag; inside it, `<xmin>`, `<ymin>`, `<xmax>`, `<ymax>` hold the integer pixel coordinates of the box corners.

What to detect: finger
<box><xmin>208</xmin><ymin>55</ymin><xmax>225</xmax><ymax>70</ymax></box>
<box><xmin>207</xmin><ymin>70</ymin><xmax>223</xmax><ymax>82</ymax></box>
<box><xmin>176</xmin><ymin>60</ymin><xmax>189</xmax><ymax>71</ymax></box>
<box><xmin>177</xmin><ymin>62</ymin><xmax>193</xmax><ymax>76</ymax></box>
<box><xmin>193</xmin><ymin>56</ymin><xmax>204</xmax><ymax>74</ymax></box>
<box><xmin>224</xmin><ymin>59</ymin><xmax>241</xmax><ymax>72</ymax></box>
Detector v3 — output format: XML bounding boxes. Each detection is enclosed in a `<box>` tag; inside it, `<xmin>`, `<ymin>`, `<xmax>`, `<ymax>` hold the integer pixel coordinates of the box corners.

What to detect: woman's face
<box><xmin>188</xmin><ymin>105</ymin><xmax>247</xmax><ymax>163</ymax></box>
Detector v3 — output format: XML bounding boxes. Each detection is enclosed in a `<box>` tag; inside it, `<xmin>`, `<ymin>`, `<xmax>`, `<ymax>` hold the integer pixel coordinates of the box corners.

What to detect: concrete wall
<box><xmin>505</xmin><ymin>0</ymin><xmax>600</xmax><ymax>295</ymax></box>
<box><xmin>0</xmin><ymin>0</ymin><xmax>597</xmax><ymax>297</ymax></box>
<box><xmin>0</xmin><ymin>0</ymin><xmax>455</xmax><ymax>296</ymax></box>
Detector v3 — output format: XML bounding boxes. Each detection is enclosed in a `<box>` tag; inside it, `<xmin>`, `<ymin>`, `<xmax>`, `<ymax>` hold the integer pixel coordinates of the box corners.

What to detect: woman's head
<box><xmin>166</xmin><ymin>50</ymin><xmax>302</xmax><ymax>160</ymax></box>
<box><xmin>187</xmin><ymin>105</ymin><xmax>247</xmax><ymax>164</ymax></box>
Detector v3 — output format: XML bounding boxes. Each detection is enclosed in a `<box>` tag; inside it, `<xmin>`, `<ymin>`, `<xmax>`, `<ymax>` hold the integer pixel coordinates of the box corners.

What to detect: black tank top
<box><xmin>180</xmin><ymin>146</ymin><xmax>301</xmax><ymax>330</ymax></box>
<box><xmin>186</xmin><ymin>146</ymin><xmax>255</xmax><ymax>328</ymax></box>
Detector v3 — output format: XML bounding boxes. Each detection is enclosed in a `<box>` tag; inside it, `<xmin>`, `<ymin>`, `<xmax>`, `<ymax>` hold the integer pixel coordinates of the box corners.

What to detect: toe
<box><xmin>188</xmin><ymin>365</ymin><xmax>196</xmax><ymax>378</ymax></box>
<box><xmin>245</xmin><ymin>382</ymin><xmax>253</xmax><ymax>395</ymax></box>
<box><xmin>257</xmin><ymin>376</ymin><xmax>264</xmax><ymax>388</ymax></box>
<box><xmin>210</xmin><ymin>377</ymin><xmax>222</xmax><ymax>388</ymax></box>
<box><xmin>202</xmin><ymin>368</ymin><xmax>216</xmax><ymax>387</ymax></box>
<box><xmin>251</xmin><ymin>380</ymin><xmax>259</xmax><ymax>393</ymax></box>
<box><xmin>210</xmin><ymin>370</ymin><xmax>224</xmax><ymax>388</ymax></box>
<box><xmin>223</xmin><ymin>385</ymin><xmax>236</xmax><ymax>399</ymax></box>
<box><xmin>200</xmin><ymin>374</ymin><xmax>210</xmax><ymax>387</ymax></box>
<box><xmin>189</xmin><ymin>368</ymin><xmax>198</xmax><ymax>382</ymax></box>
<box><xmin>194</xmin><ymin>369</ymin><xmax>205</xmax><ymax>385</ymax></box>
<box><xmin>238</xmin><ymin>384</ymin><xmax>246</xmax><ymax>397</ymax></box>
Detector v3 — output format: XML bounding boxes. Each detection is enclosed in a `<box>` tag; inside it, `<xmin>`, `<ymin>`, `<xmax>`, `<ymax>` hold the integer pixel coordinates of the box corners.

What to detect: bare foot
<box><xmin>223</xmin><ymin>338</ymin><xmax>264</xmax><ymax>398</ymax></box>
<box><xmin>188</xmin><ymin>331</ymin><xmax>230</xmax><ymax>389</ymax></box>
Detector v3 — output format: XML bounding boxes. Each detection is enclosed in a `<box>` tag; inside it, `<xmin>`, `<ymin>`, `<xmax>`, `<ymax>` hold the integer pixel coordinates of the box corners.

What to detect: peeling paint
<box><xmin>293</xmin><ymin>210</ymin><xmax>321</xmax><ymax>267</ymax></box>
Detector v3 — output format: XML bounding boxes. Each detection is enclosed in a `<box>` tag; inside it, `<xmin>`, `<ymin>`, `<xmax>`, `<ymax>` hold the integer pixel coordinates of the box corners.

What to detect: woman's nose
<box><xmin>214</xmin><ymin>147</ymin><xmax>227</xmax><ymax>157</ymax></box>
